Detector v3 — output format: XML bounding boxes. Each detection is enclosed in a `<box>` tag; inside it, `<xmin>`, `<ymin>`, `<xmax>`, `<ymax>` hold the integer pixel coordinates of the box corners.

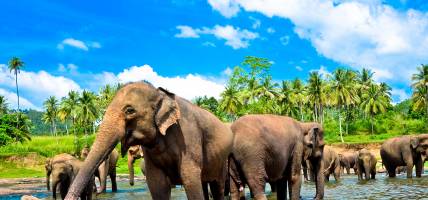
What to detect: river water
<box><xmin>1</xmin><ymin>172</ymin><xmax>428</xmax><ymax>200</ymax></box>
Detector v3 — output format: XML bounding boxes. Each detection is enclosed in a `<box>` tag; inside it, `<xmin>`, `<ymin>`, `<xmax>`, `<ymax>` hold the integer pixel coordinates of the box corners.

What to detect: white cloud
<box><xmin>116</xmin><ymin>65</ymin><xmax>225</xmax><ymax>99</ymax></box>
<box><xmin>0</xmin><ymin>64</ymin><xmax>81</xmax><ymax>109</ymax></box>
<box><xmin>295</xmin><ymin>66</ymin><xmax>303</xmax><ymax>71</ymax></box>
<box><xmin>267</xmin><ymin>27</ymin><xmax>276</xmax><ymax>34</ymax></box>
<box><xmin>202</xmin><ymin>41</ymin><xmax>217</xmax><ymax>47</ymax></box>
<box><xmin>175</xmin><ymin>25</ymin><xmax>258</xmax><ymax>49</ymax></box>
<box><xmin>57</xmin><ymin>38</ymin><xmax>101</xmax><ymax>51</ymax></box>
<box><xmin>0</xmin><ymin>88</ymin><xmax>38</xmax><ymax>110</ymax></box>
<box><xmin>175</xmin><ymin>25</ymin><xmax>200</xmax><ymax>38</ymax></box>
<box><xmin>310</xmin><ymin>65</ymin><xmax>331</xmax><ymax>78</ymax></box>
<box><xmin>207</xmin><ymin>0</ymin><xmax>240</xmax><ymax>18</ymax></box>
<box><xmin>222</xmin><ymin>67</ymin><xmax>233</xmax><ymax>76</ymax></box>
<box><xmin>206</xmin><ymin>0</ymin><xmax>428</xmax><ymax>84</ymax></box>
<box><xmin>249</xmin><ymin>16</ymin><xmax>261</xmax><ymax>29</ymax></box>
<box><xmin>280</xmin><ymin>35</ymin><xmax>290</xmax><ymax>46</ymax></box>
<box><xmin>391</xmin><ymin>88</ymin><xmax>410</xmax><ymax>104</ymax></box>
<box><xmin>58</xmin><ymin>63</ymin><xmax>78</xmax><ymax>74</ymax></box>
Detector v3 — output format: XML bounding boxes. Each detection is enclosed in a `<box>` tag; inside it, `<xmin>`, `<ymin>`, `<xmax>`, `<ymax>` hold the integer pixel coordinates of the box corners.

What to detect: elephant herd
<box><xmin>40</xmin><ymin>81</ymin><xmax>428</xmax><ymax>200</ymax></box>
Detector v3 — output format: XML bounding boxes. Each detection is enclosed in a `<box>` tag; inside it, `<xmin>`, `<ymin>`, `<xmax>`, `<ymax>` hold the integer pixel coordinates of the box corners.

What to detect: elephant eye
<box><xmin>124</xmin><ymin>106</ymin><xmax>136</xmax><ymax>115</ymax></box>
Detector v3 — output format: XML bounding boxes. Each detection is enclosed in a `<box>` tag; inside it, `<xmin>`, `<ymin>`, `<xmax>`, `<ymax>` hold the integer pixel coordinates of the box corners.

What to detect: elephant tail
<box><xmin>228</xmin><ymin>154</ymin><xmax>245</xmax><ymax>192</ymax></box>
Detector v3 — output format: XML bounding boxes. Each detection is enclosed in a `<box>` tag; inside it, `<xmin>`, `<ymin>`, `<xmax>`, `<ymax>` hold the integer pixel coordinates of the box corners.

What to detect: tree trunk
<box><xmin>371</xmin><ymin>115</ymin><xmax>374</xmax><ymax>134</ymax></box>
<box><xmin>15</xmin><ymin>71</ymin><xmax>20</xmax><ymax>111</ymax></box>
<box><xmin>299</xmin><ymin>103</ymin><xmax>303</xmax><ymax>121</ymax></box>
<box><xmin>339</xmin><ymin>106</ymin><xmax>344</xmax><ymax>143</ymax></box>
<box><xmin>314</xmin><ymin>103</ymin><xmax>318</xmax><ymax>122</ymax></box>
<box><xmin>65</xmin><ymin>120</ymin><xmax>69</xmax><ymax>135</ymax></box>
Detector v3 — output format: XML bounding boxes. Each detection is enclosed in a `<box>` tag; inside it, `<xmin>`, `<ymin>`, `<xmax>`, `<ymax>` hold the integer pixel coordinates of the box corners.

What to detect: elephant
<box><xmin>80</xmin><ymin>147</ymin><xmax>119</xmax><ymax>193</ymax></box>
<box><xmin>45</xmin><ymin>154</ymin><xmax>76</xmax><ymax>191</ymax></box>
<box><xmin>300</xmin><ymin>122</ymin><xmax>325</xmax><ymax>200</ymax></box>
<box><xmin>65</xmin><ymin>82</ymin><xmax>234</xmax><ymax>200</ymax></box>
<box><xmin>380</xmin><ymin>134</ymin><xmax>428</xmax><ymax>178</ymax></box>
<box><xmin>321</xmin><ymin>146</ymin><xmax>340</xmax><ymax>182</ymax></box>
<box><xmin>228</xmin><ymin>114</ymin><xmax>304</xmax><ymax>200</ymax></box>
<box><xmin>128</xmin><ymin>145</ymin><xmax>144</xmax><ymax>186</ymax></box>
<box><xmin>355</xmin><ymin>149</ymin><xmax>376</xmax><ymax>180</ymax></box>
<box><xmin>338</xmin><ymin>152</ymin><xmax>357</xmax><ymax>175</ymax></box>
<box><xmin>47</xmin><ymin>154</ymin><xmax>94</xmax><ymax>199</ymax></box>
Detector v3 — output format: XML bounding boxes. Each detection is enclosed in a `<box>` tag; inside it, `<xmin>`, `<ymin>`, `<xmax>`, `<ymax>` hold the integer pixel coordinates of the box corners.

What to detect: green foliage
<box><xmin>0</xmin><ymin>113</ymin><xmax>32</xmax><ymax>146</ymax></box>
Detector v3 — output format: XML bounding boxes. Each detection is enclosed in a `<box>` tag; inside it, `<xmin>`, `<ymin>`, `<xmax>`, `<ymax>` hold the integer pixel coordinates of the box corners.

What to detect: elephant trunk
<box><xmin>128</xmin><ymin>153</ymin><xmax>135</xmax><ymax>186</ymax></box>
<box><xmin>46</xmin><ymin>171</ymin><xmax>51</xmax><ymax>191</ymax></box>
<box><xmin>364</xmin><ymin>158</ymin><xmax>371</xmax><ymax>180</ymax></box>
<box><xmin>65</xmin><ymin>109</ymin><xmax>125</xmax><ymax>200</ymax></box>
<box><xmin>52</xmin><ymin>177</ymin><xmax>59</xmax><ymax>199</ymax></box>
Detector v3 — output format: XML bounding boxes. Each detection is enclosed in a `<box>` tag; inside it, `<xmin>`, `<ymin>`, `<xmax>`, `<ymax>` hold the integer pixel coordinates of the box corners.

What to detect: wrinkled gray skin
<box><xmin>320</xmin><ymin>146</ymin><xmax>340</xmax><ymax>182</ymax></box>
<box><xmin>81</xmin><ymin>147</ymin><xmax>119</xmax><ymax>193</ymax></box>
<box><xmin>300</xmin><ymin>122</ymin><xmax>325</xmax><ymax>200</ymax></box>
<box><xmin>355</xmin><ymin>149</ymin><xmax>376</xmax><ymax>180</ymax></box>
<box><xmin>380</xmin><ymin>134</ymin><xmax>428</xmax><ymax>178</ymax></box>
<box><xmin>229</xmin><ymin>115</ymin><xmax>304</xmax><ymax>200</ymax></box>
<box><xmin>47</xmin><ymin>154</ymin><xmax>94</xmax><ymax>199</ymax></box>
<box><xmin>65</xmin><ymin>82</ymin><xmax>234</xmax><ymax>200</ymax></box>
<box><xmin>45</xmin><ymin>154</ymin><xmax>75</xmax><ymax>192</ymax></box>
<box><xmin>128</xmin><ymin>145</ymin><xmax>144</xmax><ymax>186</ymax></box>
<box><xmin>338</xmin><ymin>152</ymin><xmax>357</xmax><ymax>175</ymax></box>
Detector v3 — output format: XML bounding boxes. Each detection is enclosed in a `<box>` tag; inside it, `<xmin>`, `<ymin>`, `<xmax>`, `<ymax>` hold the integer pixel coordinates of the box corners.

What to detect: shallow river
<box><xmin>1</xmin><ymin>172</ymin><xmax>428</xmax><ymax>200</ymax></box>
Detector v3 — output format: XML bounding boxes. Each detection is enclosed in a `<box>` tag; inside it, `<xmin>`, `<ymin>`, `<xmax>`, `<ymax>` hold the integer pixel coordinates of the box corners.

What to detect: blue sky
<box><xmin>1</xmin><ymin>0</ymin><xmax>428</xmax><ymax>109</ymax></box>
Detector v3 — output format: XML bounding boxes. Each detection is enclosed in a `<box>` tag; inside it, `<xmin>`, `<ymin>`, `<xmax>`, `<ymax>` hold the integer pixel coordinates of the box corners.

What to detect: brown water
<box><xmin>1</xmin><ymin>172</ymin><xmax>428</xmax><ymax>200</ymax></box>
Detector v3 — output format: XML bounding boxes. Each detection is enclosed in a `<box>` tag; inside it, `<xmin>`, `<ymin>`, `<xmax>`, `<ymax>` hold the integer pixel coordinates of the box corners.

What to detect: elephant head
<box><xmin>411</xmin><ymin>134</ymin><xmax>428</xmax><ymax>161</ymax></box>
<box><xmin>45</xmin><ymin>158</ymin><xmax>52</xmax><ymax>191</ymax></box>
<box><xmin>357</xmin><ymin>149</ymin><xmax>374</xmax><ymax>180</ymax></box>
<box><xmin>128</xmin><ymin>145</ymin><xmax>143</xmax><ymax>186</ymax></box>
<box><xmin>51</xmin><ymin>162</ymin><xmax>74</xmax><ymax>199</ymax></box>
<box><xmin>300</xmin><ymin>122</ymin><xmax>325</xmax><ymax>160</ymax></box>
<box><xmin>66</xmin><ymin>82</ymin><xmax>181</xmax><ymax>199</ymax></box>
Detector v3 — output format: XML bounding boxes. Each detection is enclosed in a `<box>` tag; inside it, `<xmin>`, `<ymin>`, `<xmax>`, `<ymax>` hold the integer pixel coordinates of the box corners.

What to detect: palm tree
<box><xmin>330</xmin><ymin>69</ymin><xmax>358</xmax><ymax>142</ymax></box>
<box><xmin>98</xmin><ymin>85</ymin><xmax>117</xmax><ymax>116</ymax></box>
<box><xmin>77</xmin><ymin>90</ymin><xmax>98</xmax><ymax>136</ymax></box>
<box><xmin>0</xmin><ymin>95</ymin><xmax>8</xmax><ymax>115</ymax></box>
<box><xmin>259</xmin><ymin>76</ymin><xmax>278</xmax><ymax>99</ymax></box>
<box><xmin>411</xmin><ymin>64</ymin><xmax>428</xmax><ymax>120</ymax></box>
<box><xmin>412</xmin><ymin>85</ymin><xmax>427</xmax><ymax>113</ymax></box>
<box><xmin>278</xmin><ymin>80</ymin><xmax>297</xmax><ymax>116</ymax></box>
<box><xmin>219</xmin><ymin>84</ymin><xmax>242</xmax><ymax>117</ymax></box>
<box><xmin>291</xmin><ymin>78</ymin><xmax>306</xmax><ymax>121</ymax></box>
<box><xmin>360</xmin><ymin>84</ymin><xmax>388</xmax><ymax>134</ymax></box>
<box><xmin>58</xmin><ymin>91</ymin><xmax>79</xmax><ymax>135</ymax></box>
<box><xmin>43</xmin><ymin>96</ymin><xmax>59</xmax><ymax>136</ymax></box>
<box><xmin>358</xmin><ymin>68</ymin><xmax>374</xmax><ymax>87</ymax></box>
<box><xmin>8</xmin><ymin>57</ymin><xmax>24</xmax><ymax>112</ymax></box>
<box><xmin>307</xmin><ymin>72</ymin><xmax>324</xmax><ymax>123</ymax></box>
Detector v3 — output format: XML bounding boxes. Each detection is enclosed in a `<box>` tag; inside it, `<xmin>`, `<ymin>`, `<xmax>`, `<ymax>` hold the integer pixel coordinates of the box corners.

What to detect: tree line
<box><xmin>1</xmin><ymin>56</ymin><xmax>428</xmax><ymax>147</ymax></box>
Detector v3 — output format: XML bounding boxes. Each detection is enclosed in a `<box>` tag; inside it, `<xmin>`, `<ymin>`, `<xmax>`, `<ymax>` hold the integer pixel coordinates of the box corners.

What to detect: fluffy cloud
<box><xmin>116</xmin><ymin>65</ymin><xmax>225</xmax><ymax>99</ymax></box>
<box><xmin>0</xmin><ymin>64</ymin><xmax>81</xmax><ymax>108</ymax></box>
<box><xmin>206</xmin><ymin>0</ymin><xmax>428</xmax><ymax>83</ymax></box>
<box><xmin>175</xmin><ymin>25</ymin><xmax>258</xmax><ymax>49</ymax></box>
<box><xmin>57</xmin><ymin>38</ymin><xmax>101</xmax><ymax>51</ymax></box>
<box><xmin>58</xmin><ymin>63</ymin><xmax>78</xmax><ymax>74</ymax></box>
<box><xmin>391</xmin><ymin>88</ymin><xmax>410</xmax><ymax>104</ymax></box>
<box><xmin>310</xmin><ymin>65</ymin><xmax>331</xmax><ymax>78</ymax></box>
<box><xmin>249</xmin><ymin>16</ymin><xmax>261</xmax><ymax>29</ymax></box>
<box><xmin>0</xmin><ymin>88</ymin><xmax>38</xmax><ymax>110</ymax></box>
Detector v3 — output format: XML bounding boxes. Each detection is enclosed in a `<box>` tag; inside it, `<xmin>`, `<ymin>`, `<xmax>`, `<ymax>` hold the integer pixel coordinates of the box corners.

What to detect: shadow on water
<box><xmin>1</xmin><ymin>171</ymin><xmax>428</xmax><ymax>199</ymax></box>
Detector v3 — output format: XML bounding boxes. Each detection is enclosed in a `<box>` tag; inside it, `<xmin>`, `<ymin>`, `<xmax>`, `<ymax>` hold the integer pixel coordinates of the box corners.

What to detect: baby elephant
<box><xmin>355</xmin><ymin>149</ymin><xmax>376</xmax><ymax>180</ymax></box>
<box><xmin>47</xmin><ymin>154</ymin><xmax>94</xmax><ymax>199</ymax></box>
<box><xmin>322</xmin><ymin>146</ymin><xmax>341</xmax><ymax>182</ymax></box>
<box><xmin>338</xmin><ymin>152</ymin><xmax>357</xmax><ymax>175</ymax></box>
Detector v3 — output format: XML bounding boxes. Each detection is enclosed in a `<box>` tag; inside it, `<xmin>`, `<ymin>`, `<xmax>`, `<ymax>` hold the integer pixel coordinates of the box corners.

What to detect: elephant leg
<box><xmin>229</xmin><ymin>179</ymin><xmax>241</xmax><ymax>200</ymax></box>
<box><xmin>180</xmin><ymin>160</ymin><xmax>204</xmax><ymax>200</ymax></box>
<box><xmin>287</xmin><ymin>155</ymin><xmax>302</xmax><ymax>200</ymax></box>
<box><xmin>406</xmin><ymin>163</ymin><xmax>414</xmax><ymax>178</ymax></box>
<box><xmin>334</xmin><ymin>167</ymin><xmax>341</xmax><ymax>182</ymax></box>
<box><xmin>145</xmin><ymin>158</ymin><xmax>171</xmax><ymax>200</ymax></box>
<box><xmin>242</xmin><ymin>165</ymin><xmax>267</xmax><ymax>200</ymax></box>
<box><xmin>370</xmin><ymin>169</ymin><xmax>376</xmax><ymax>179</ymax></box>
<box><xmin>385</xmin><ymin>165</ymin><xmax>396</xmax><ymax>178</ymax></box>
<box><xmin>346</xmin><ymin>166</ymin><xmax>350</xmax><ymax>175</ymax></box>
<box><xmin>98</xmin><ymin>161</ymin><xmax>108</xmax><ymax>193</ymax></box>
<box><xmin>415</xmin><ymin>157</ymin><xmax>423</xmax><ymax>178</ymax></box>
<box><xmin>209</xmin><ymin>180</ymin><xmax>225</xmax><ymax>200</ymax></box>
<box><xmin>276</xmin><ymin>178</ymin><xmax>287</xmax><ymax>200</ymax></box>
<box><xmin>110</xmin><ymin>169</ymin><xmax>117</xmax><ymax>192</ymax></box>
<box><xmin>312</xmin><ymin>159</ymin><xmax>324</xmax><ymax>200</ymax></box>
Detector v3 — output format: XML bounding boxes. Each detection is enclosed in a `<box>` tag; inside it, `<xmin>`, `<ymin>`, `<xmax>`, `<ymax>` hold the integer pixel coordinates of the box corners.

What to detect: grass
<box><xmin>0</xmin><ymin>135</ymin><xmax>142</xmax><ymax>178</ymax></box>
<box><xmin>325</xmin><ymin>132</ymin><xmax>402</xmax><ymax>144</ymax></box>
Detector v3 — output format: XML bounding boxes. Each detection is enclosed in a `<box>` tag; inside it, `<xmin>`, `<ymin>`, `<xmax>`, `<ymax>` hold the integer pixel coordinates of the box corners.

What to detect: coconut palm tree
<box><xmin>307</xmin><ymin>72</ymin><xmax>324</xmax><ymax>123</ymax></box>
<box><xmin>98</xmin><ymin>85</ymin><xmax>117</xmax><ymax>117</ymax></box>
<box><xmin>0</xmin><ymin>95</ymin><xmax>8</xmax><ymax>115</ymax></box>
<box><xmin>8</xmin><ymin>57</ymin><xmax>24</xmax><ymax>112</ymax></box>
<box><xmin>360</xmin><ymin>84</ymin><xmax>388</xmax><ymax>134</ymax></box>
<box><xmin>219</xmin><ymin>84</ymin><xmax>242</xmax><ymax>117</ymax></box>
<box><xmin>259</xmin><ymin>76</ymin><xmax>278</xmax><ymax>99</ymax></box>
<box><xmin>291</xmin><ymin>78</ymin><xmax>306</xmax><ymax>121</ymax></box>
<box><xmin>77</xmin><ymin>90</ymin><xmax>98</xmax><ymax>136</ymax></box>
<box><xmin>58</xmin><ymin>91</ymin><xmax>79</xmax><ymax>135</ymax></box>
<box><xmin>411</xmin><ymin>64</ymin><xmax>428</xmax><ymax>120</ymax></box>
<box><xmin>43</xmin><ymin>96</ymin><xmax>59</xmax><ymax>136</ymax></box>
<box><xmin>278</xmin><ymin>80</ymin><xmax>297</xmax><ymax>117</ymax></box>
<box><xmin>412</xmin><ymin>85</ymin><xmax>427</xmax><ymax>114</ymax></box>
<box><xmin>330</xmin><ymin>69</ymin><xmax>358</xmax><ymax>142</ymax></box>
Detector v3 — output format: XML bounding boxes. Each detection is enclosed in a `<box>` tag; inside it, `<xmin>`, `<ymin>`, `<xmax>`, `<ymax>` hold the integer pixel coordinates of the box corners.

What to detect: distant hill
<box><xmin>22</xmin><ymin>109</ymin><xmax>67</xmax><ymax>135</ymax></box>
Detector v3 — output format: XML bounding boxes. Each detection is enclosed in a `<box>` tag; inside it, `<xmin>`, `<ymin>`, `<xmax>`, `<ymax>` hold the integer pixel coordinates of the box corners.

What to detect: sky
<box><xmin>1</xmin><ymin>0</ymin><xmax>428</xmax><ymax>110</ymax></box>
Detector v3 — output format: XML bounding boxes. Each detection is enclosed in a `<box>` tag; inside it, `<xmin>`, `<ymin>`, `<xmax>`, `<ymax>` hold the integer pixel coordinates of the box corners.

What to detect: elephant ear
<box><xmin>411</xmin><ymin>137</ymin><xmax>420</xmax><ymax>149</ymax></box>
<box><xmin>155</xmin><ymin>87</ymin><xmax>181</xmax><ymax>135</ymax></box>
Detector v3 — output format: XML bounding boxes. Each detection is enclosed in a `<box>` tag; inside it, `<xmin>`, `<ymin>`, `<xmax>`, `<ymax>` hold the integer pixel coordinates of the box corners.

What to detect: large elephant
<box><xmin>300</xmin><ymin>122</ymin><xmax>325</xmax><ymax>200</ymax></box>
<box><xmin>355</xmin><ymin>149</ymin><xmax>376</xmax><ymax>180</ymax></box>
<box><xmin>65</xmin><ymin>82</ymin><xmax>234</xmax><ymax>200</ymax></box>
<box><xmin>127</xmin><ymin>145</ymin><xmax>144</xmax><ymax>186</ymax></box>
<box><xmin>321</xmin><ymin>146</ymin><xmax>340</xmax><ymax>182</ymax></box>
<box><xmin>380</xmin><ymin>134</ymin><xmax>428</xmax><ymax>178</ymax></box>
<box><xmin>229</xmin><ymin>114</ymin><xmax>304</xmax><ymax>200</ymax></box>
<box><xmin>80</xmin><ymin>147</ymin><xmax>119</xmax><ymax>193</ymax></box>
<box><xmin>338</xmin><ymin>152</ymin><xmax>357</xmax><ymax>175</ymax></box>
<box><xmin>47</xmin><ymin>154</ymin><xmax>94</xmax><ymax>199</ymax></box>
